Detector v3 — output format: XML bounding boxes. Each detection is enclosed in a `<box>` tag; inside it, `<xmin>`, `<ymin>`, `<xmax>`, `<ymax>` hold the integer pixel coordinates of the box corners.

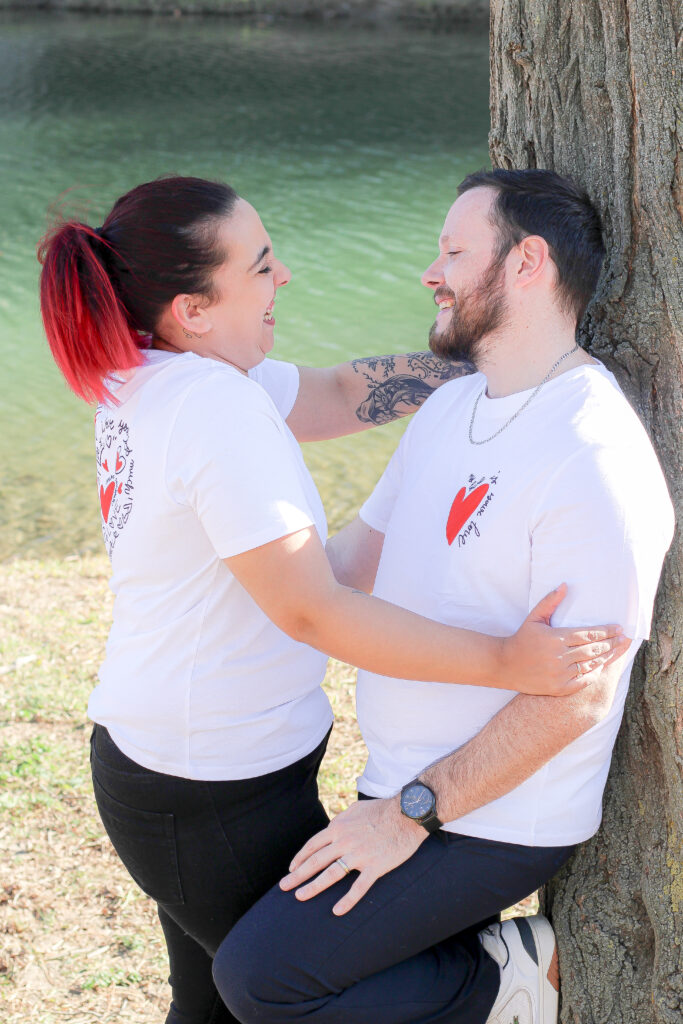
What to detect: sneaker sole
<box><xmin>524</xmin><ymin>915</ymin><xmax>559</xmax><ymax>1024</ymax></box>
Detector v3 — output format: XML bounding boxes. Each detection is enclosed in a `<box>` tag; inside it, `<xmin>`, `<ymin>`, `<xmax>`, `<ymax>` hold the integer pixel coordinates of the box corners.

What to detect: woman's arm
<box><xmin>225</xmin><ymin>526</ymin><xmax>626</xmax><ymax>696</ymax></box>
<box><xmin>286</xmin><ymin>352</ymin><xmax>472</xmax><ymax>442</ymax></box>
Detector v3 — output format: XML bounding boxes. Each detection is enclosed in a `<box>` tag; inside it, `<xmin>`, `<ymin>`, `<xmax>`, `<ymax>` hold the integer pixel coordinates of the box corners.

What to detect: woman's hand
<box><xmin>499</xmin><ymin>583</ymin><xmax>629</xmax><ymax>696</ymax></box>
<box><xmin>279</xmin><ymin>798</ymin><xmax>426</xmax><ymax>916</ymax></box>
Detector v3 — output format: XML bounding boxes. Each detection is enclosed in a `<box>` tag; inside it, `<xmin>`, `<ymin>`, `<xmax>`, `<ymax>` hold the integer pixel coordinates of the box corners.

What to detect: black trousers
<box><xmin>90</xmin><ymin>723</ymin><xmax>331</xmax><ymax>1024</ymax></box>
<box><xmin>212</xmin><ymin>821</ymin><xmax>575</xmax><ymax>1024</ymax></box>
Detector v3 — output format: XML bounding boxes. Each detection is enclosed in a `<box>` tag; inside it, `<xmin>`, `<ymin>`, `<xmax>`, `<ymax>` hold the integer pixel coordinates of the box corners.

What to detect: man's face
<box><xmin>422</xmin><ymin>188</ymin><xmax>510</xmax><ymax>367</ymax></box>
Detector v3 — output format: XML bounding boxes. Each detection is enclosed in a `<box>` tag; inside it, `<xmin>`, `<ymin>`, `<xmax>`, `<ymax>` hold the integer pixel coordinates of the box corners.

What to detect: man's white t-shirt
<box><xmin>88</xmin><ymin>350</ymin><xmax>332</xmax><ymax>780</ymax></box>
<box><xmin>357</xmin><ymin>362</ymin><xmax>674</xmax><ymax>846</ymax></box>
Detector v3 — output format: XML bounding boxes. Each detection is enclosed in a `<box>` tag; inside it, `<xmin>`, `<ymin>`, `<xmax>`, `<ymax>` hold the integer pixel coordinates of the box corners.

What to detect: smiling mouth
<box><xmin>434</xmin><ymin>288</ymin><xmax>455</xmax><ymax>314</ymax></box>
<box><xmin>436</xmin><ymin>290</ymin><xmax>456</xmax><ymax>313</ymax></box>
<box><xmin>263</xmin><ymin>302</ymin><xmax>275</xmax><ymax>325</ymax></box>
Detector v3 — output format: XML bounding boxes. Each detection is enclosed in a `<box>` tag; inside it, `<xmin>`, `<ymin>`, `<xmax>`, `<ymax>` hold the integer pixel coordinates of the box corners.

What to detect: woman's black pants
<box><xmin>90</xmin><ymin>723</ymin><xmax>331</xmax><ymax>1024</ymax></box>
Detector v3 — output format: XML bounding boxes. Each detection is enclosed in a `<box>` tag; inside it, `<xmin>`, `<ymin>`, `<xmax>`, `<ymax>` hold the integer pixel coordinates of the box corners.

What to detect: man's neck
<box><xmin>476</xmin><ymin>313</ymin><xmax>595</xmax><ymax>398</ymax></box>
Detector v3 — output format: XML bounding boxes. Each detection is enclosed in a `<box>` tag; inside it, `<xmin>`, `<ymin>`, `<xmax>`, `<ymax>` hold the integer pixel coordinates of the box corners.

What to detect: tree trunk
<box><xmin>489</xmin><ymin>1</ymin><xmax>682</xmax><ymax>1020</ymax></box>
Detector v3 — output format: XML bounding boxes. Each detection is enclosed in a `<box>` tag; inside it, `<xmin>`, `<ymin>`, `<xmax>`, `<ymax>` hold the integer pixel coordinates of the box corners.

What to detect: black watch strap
<box><xmin>418</xmin><ymin>808</ymin><xmax>443</xmax><ymax>834</ymax></box>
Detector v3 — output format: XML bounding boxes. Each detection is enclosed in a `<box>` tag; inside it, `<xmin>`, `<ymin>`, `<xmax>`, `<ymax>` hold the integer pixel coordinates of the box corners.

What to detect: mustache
<box><xmin>434</xmin><ymin>286</ymin><xmax>456</xmax><ymax>306</ymax></box>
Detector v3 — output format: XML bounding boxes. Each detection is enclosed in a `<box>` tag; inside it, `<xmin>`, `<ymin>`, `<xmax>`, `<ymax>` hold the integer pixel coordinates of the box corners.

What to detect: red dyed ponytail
<box><xmin>38</xmin><ymin>222</ymin><xmax>144</xmax><ymax>404</ymax></box>
<box><xmin>39</xmin><ymin>178</ymin><xmax>239</xmax><ymax>403</ymax></box>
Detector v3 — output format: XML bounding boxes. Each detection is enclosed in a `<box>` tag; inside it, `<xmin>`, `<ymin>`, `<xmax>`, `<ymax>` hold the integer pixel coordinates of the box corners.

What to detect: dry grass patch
<box><xmin>0</xmin><ymin>556</ymin><xmax>534</xmax><ymax>1023</ymax></box>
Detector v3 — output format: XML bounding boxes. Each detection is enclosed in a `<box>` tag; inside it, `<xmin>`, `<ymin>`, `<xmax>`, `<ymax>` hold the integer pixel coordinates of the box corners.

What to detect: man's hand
<box><xmin>279</xmin><ymin>797</ymin><xmax>427</xmax><ymax>915</ymax></box>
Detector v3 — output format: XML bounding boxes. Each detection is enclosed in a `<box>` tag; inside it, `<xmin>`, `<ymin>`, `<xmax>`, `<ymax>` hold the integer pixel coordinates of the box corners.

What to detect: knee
<box><xmin>212</xmin><ymin>926</ymin><xmax>256</xmax><ymax>1021</ymax></box>
<box><xmin>212</xmin><ymin>922</ymin><xmax>295</xmax><ymax>1024</ymax></box>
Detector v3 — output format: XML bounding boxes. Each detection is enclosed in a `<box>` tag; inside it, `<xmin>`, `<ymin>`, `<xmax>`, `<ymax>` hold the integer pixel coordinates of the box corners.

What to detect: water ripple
<box><xmin>0</xmin><ymin>11</ymin><xmax>489</xmax><ymax>561</ymax></box>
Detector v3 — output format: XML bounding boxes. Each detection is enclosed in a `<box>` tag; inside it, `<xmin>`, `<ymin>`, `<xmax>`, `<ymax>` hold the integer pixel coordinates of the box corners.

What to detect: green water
<box><xmin>0</xmin><ymin>12</ymin><xmax>489</xmax><ymax>561</ymax></box>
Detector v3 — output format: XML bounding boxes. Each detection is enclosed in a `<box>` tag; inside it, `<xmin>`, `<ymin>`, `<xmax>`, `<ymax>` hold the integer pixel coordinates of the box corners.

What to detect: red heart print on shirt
<box><xmin>446</xmin><ymin>483</ymin><xmax>489</xmax><ymax>545</ymax></box>
<box><xmin>100</xmin><ymin>480</ymin><xmax>116</xmax><ymax>523</ymax></box>
<box><xmin>95</xmin><ymin>413</ymin><xmax>135</xmax><ymax>557</ymax></box>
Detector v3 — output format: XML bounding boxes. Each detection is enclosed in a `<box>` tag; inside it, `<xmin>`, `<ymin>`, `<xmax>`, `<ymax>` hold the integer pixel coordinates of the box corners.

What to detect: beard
<box><xmin>428</xmin><ymin>253</ymin><xmax>509</xmax><ymax>367</ymax></box>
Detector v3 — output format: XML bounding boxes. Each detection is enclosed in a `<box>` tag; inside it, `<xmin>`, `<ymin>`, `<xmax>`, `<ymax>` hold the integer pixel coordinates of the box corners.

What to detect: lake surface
<box><xmin>0</xmin><ymin>11</ymin><xmax>489</xmax><ymax>561</ymax></box>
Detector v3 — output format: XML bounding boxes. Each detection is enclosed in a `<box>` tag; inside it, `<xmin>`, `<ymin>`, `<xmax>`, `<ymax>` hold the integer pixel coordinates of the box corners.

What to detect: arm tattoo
<box><xmin>351</xmin><ymin>352</ymin><xmax>473</xmax><ymax>425</ymax></box>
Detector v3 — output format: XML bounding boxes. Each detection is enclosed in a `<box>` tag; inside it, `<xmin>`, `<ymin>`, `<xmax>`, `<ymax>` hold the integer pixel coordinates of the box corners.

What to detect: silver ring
<box><xmin>575</xmin><ymin>662</ymin><xmax>583</xmax><ymax>678</ymax></box>
<box><xmin>336</xmin><ymin>857</ymin><xmax>351</xmax><ymax>875</ymax></box>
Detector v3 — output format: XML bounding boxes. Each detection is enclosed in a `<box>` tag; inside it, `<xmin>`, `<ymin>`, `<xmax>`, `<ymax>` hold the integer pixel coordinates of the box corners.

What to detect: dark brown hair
<box><xmin>458</xmin><ymin>168</ymin><xmax>605</xmax><ymax>323</ymax></box>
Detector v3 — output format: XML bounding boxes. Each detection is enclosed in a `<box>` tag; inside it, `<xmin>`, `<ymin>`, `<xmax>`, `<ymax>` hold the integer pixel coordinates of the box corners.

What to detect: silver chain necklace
<box><xmin>468</xmin><ymin>344</ymin><xmax>579</xmax><ymax>446</ymax></box>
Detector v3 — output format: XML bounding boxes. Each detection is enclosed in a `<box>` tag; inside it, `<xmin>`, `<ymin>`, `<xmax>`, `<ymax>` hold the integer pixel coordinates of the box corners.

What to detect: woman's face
<box><xmin>202</xmin><ymin>199</ymin><xmax>291</xmax><ymax>371</ymax></box>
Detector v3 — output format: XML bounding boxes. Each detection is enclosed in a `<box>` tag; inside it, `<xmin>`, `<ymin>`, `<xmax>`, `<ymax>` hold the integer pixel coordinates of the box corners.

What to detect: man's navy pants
<box><xmin>213</xmin><ymin>815</ymin><xmax>574</xmax><ymax>1024</ymax></box>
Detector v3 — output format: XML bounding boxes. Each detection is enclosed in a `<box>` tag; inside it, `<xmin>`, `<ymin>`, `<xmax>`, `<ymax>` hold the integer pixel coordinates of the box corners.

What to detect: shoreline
<box><xmin>0</xmin><ymin>0</ymin><xmax>489</xmax><ymax>25</ymax></box>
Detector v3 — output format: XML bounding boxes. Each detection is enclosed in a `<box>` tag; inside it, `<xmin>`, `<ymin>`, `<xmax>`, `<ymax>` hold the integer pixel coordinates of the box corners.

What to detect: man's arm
<box><xmin>286</xmin><ymin>352</ymin><xmax>473</xmax><ymax>442</ymax></box>
<box><xmin>325</xmin><ymin>515</ymin><xmax>385</xmax><ymax>594</ymax></box>
<box><xmin>416</xmin><ymin>646</ymin><xmax>633</xmax><ymax>819</ymax></box>
<box><xmin>280</xmin><ymin>644</ymin><xmax>633</xmax><ymax>915</ymax></box>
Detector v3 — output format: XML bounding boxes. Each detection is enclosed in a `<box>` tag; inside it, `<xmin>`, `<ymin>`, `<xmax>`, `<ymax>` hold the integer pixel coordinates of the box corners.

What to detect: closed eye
<box><xmin>258</xmin><ymin>265</ymin><xmax>273</xmax><ymax>274</ymax></box>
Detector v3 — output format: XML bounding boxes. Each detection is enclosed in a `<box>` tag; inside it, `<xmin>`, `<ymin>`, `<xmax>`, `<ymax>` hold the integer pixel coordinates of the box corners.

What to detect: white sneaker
<box><xmin>479</xmin><ymin>914</ymin><xmax>559</xmax><ymax>1024</ymax></box>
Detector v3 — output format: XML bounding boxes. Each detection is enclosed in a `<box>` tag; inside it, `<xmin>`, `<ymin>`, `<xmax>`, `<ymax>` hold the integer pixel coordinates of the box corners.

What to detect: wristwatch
<box><xmin>400</xmin><ymin>779</ymin><xmax>443</xmax><ymax>834</ymax></box>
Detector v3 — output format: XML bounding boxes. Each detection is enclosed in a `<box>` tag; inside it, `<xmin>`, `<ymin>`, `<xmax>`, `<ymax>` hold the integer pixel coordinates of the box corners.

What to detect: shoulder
<box><xmin>536</xmin><ymin>368</ymin><xmax>673</xmax><ymax>537</ymax></box>
<box><xmin>248</xmin><ymin>356</ymin><xmax>297</xmax><ymax>388</ymax></box>
<box><xmin>248</xmin><ymin>358</ymin><xmax>300</xmax><ymax>419</ymax></box>
<box><xmin>539</xmin><ymin>363</ymin><xmax>656</xmax><ymax>459</ymax></box>
<box><xmin>179</xmin><ymin>356</ymin><xmax>279</xmax><ymax>415</ymax></box>
<box><xmin>146</xmin><ymin>356</ymin><xmax>287</xmax><ymax>449</ymax></box>
<box><xmin>115</xmin><ymin>350</ymin><xmax>267</xmax><ymax>404</ymax></box>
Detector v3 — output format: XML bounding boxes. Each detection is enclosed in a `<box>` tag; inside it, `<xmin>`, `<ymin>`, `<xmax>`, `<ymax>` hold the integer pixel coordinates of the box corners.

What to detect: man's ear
<box><xmin>512</xmin><ymin>235</ymin><xmax>552</xmax><ymax>290</ymax></box>
<box><xmin>170</xmin><ymin>293</ymin><xmax>212</xmax><ymax>338</ymax></box>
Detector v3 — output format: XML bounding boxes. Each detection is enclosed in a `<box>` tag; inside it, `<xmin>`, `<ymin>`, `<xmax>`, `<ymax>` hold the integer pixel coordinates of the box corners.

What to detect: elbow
<box><xmin>283</xmin><ymin>612</ymin><xmax>321</xmax><ymax>647</ymax></box>
<box><xmin>585</xmin><ymin>692</ymin><xmax>615</xmax><ymax>728</ymax></box>
<box><xmin>578</xmin><ymin>702</ymin><xmax>608</xmax><ymax>734</ymax></box>
<box><xmin>271</xmin><ymin>596</ymin><xmax>334</xmax><ymax>649</ymax></box>
<box><xmin>568</xmin><ymin>689</ymin><xmax>614</xmax><ymax>736</ymax></box>
<box><xmin>583</xmin><ymin>673</ymin><xmax>619</xmax><ymax>726</ymax></box>
<box><xmin>272</xmin><ymin>606</ymin><xmax>319</xmax><ymax>645</ymax></box>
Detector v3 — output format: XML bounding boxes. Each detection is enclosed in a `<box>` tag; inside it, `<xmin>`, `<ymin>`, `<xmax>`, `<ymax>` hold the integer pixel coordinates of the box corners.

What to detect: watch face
<box><xmin>401</xmin><ymin>783</ymin><xmax>435</xmax><ymax>820</ymax></box>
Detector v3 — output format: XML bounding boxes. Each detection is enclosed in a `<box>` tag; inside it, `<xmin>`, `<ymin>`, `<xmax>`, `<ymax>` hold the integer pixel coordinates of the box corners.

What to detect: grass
<box><xmin>0</xmin><ymin>556</ymin><xmax>534</xmax><ymax>1023</ymax></box>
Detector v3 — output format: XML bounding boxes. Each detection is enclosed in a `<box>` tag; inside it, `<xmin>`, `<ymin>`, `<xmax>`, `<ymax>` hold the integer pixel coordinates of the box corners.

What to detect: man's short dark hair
<box><xmin>458</xmin><ymin>168</ymin><xmax>605</xmax><ymax>324</ymax></box>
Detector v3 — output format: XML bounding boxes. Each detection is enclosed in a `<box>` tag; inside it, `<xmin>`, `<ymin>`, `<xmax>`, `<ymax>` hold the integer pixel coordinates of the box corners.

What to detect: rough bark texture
<box><xmin>490</xmin><ymin>2</ymin><xmax>682</xmax><ymax>1021</ymax></box>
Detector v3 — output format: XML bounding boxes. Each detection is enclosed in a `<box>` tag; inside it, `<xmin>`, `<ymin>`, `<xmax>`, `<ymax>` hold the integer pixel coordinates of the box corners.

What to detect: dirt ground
<box><xmin>0</xmin><ymin>556</ymin><xmax>534</xmax><ymax>1023</ymax></box>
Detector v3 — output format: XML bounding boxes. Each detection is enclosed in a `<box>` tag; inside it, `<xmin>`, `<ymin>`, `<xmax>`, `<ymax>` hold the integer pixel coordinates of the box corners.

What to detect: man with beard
<box><xmin>212</xmin><ymin>170</ymin><xmax>674</xmax><ymax>1024</ymax></box>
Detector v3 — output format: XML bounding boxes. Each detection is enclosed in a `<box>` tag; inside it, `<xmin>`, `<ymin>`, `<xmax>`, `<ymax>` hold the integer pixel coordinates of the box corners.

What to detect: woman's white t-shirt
<box><xmin>88</xmin><ymin>350</ymin><xmax>332</xmax><ymax>780</ymax></box>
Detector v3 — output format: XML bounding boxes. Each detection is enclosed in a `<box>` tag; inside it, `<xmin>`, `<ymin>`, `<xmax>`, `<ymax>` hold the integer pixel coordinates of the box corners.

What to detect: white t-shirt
<box><xmin>357</xmin><ymin>363</ymin><xmax>674</xmax><ymax>845</ymax></box>
<box><xmin>88</xmin><ymin>351</ymin><xmax>332</xmax><ymax>780</ymax></box>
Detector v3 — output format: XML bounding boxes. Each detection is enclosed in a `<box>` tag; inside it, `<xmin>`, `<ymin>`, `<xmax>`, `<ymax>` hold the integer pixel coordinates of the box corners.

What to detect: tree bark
<box><xmin>489</xmin><ymin>1</ymin><xmax>682</xmax><ymax>1020</ymax></box>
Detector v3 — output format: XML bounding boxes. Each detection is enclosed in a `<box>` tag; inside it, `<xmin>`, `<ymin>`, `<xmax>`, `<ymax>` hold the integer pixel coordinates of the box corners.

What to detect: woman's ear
<box><xmin>170</xmin><ymin>293</ymin><xmax>211</xmax><ymax>339</ymax></box>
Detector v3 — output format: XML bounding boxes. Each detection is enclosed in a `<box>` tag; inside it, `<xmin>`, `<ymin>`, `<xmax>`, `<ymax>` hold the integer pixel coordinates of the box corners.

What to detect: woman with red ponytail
<box><xmin>39</xmin><ymin>176</ymin><xmax>623</xmax><ymax>1024</ymax></box>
